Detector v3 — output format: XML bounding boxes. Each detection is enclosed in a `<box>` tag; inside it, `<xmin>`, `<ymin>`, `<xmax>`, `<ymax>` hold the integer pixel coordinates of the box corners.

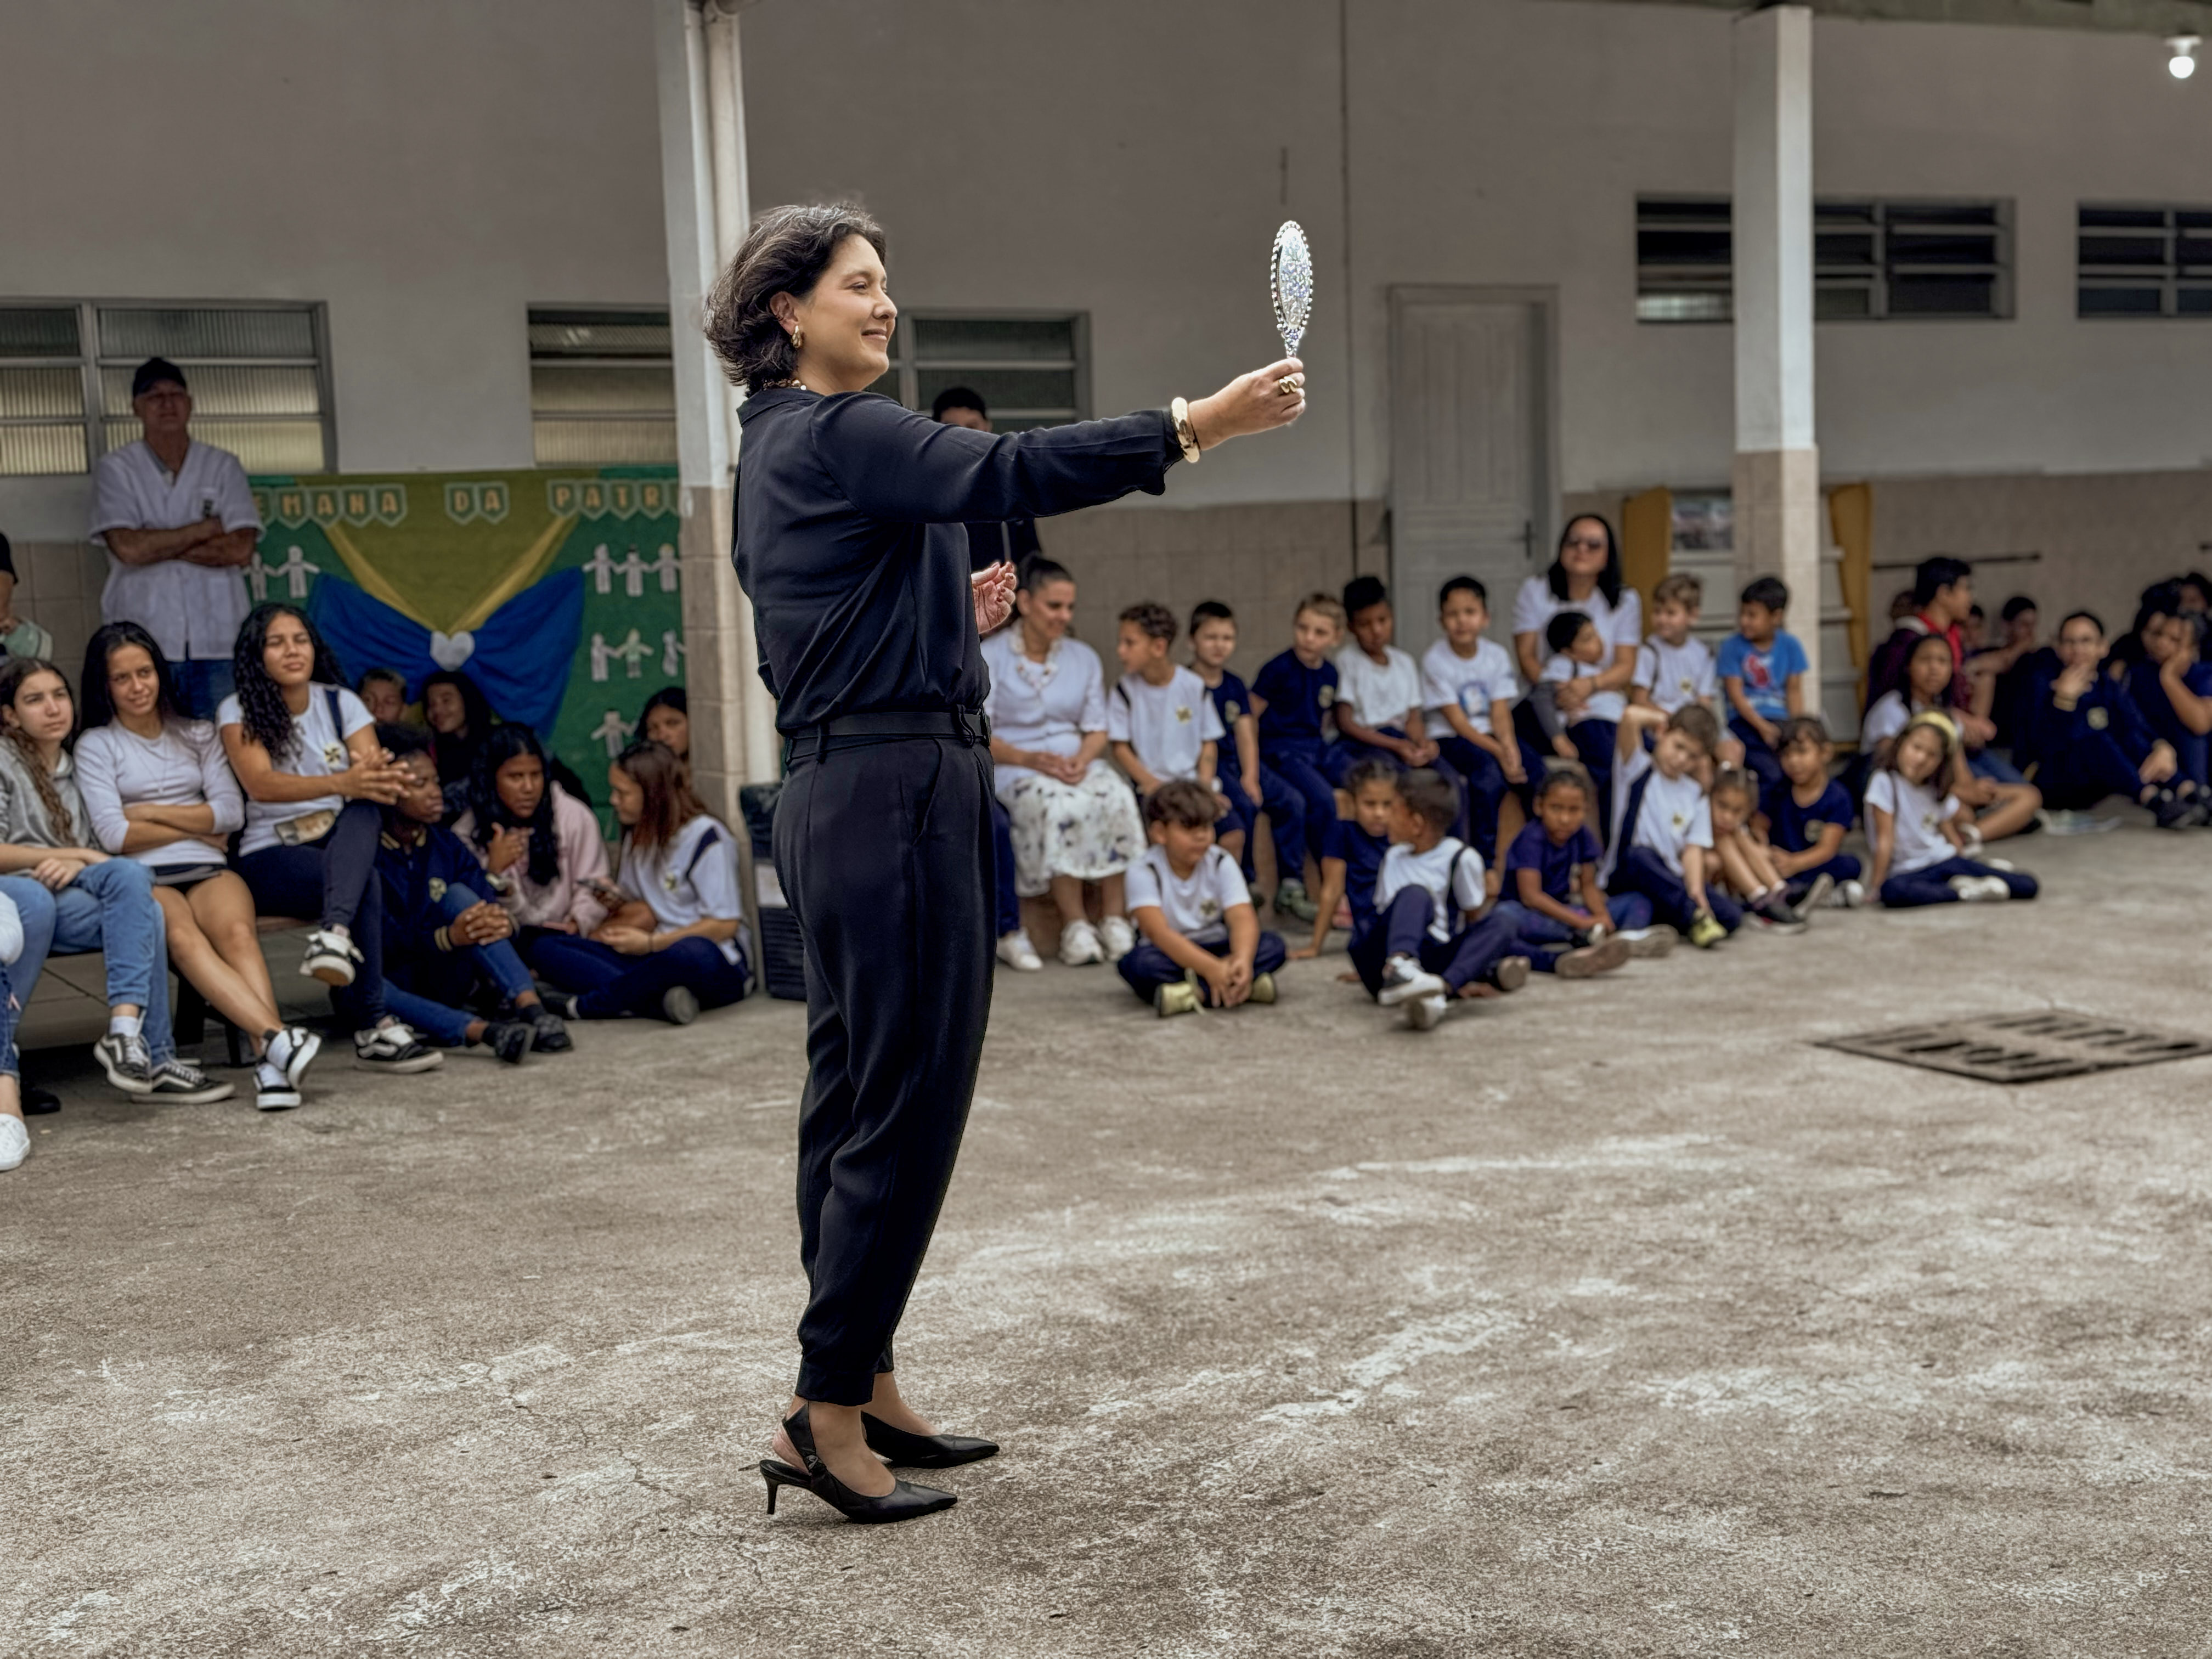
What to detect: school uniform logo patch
<box><xmin>323</xmin><ymin>742</ymin><xmax>347</xmax><ymax>767</ymax></box>
<box><xmin>1175</xmin><ymin>706</ymin><xmax>1193</xmax><ymax>724</ymax></box>
<box><xmin>1806</xmin><ymin>820</ymin><xmax>1829</xmax><ymax>836</ymax></box>
<box><xmin>1199</xmin><ymin>898</ymin><xmax>1221</xmax><ymax>921</ymax></box>
<box><xmin>662</xmin><ymin>870</ymin><xmax>681</xmax><ymax>893</ymax></box>
<box><xmin>1318</xmin><ymin>686</ymin><xmax>1335</xmax><ymax>708</ymax></box>
<box><xmin>2087</xmin><ymin>706</ymin><xmax>2109</xmax><ymax>730</ymax></box>
<box><xmin>1679</xmin><ymin>677</ymin><xmax>1695</xmax><ymax>695</ymax></box>
<box><xmin>428</xmin><ymin>877</ymin><xmax>447</xmax><ymax>901</ymax></box>
<box><xmin>1223</xmin><ymin>701</ymin><xmax>1243</xmax><ymax>723</ymax></box>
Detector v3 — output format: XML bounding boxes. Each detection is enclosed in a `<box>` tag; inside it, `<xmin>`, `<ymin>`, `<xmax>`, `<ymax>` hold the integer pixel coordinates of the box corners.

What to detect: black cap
<box><xmin>131</xmin><ymin>357</ymin><xmax>187</xmax><ymax>398</ymax></box>
<box><xmin>930</xmin><ymin>385</ymin><xmax>986</xmax><ymax>421</ymax></box>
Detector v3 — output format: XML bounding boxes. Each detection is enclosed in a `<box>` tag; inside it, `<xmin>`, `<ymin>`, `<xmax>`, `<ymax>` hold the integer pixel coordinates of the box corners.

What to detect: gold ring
<box><xmin>1277</xmin><ymin>374</ymin><xmax>1303</xmax><ymax>395</ymax></box>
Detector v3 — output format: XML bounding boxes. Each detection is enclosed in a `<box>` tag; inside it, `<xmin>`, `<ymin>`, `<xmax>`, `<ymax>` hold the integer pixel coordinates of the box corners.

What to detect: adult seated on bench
<box><xmin>0</xmin><ymin>654</ymin><xmax>230</xmax><ymax>1104</ymax></box>
<box><xmin>76</xmin><ymin>622</ymin><xmax>323</xmax><ymax>1109</ymax></box>
<box><xmin>218</xmin><ymin>601</ymin><xmax>442</xmax><ymax>1073</ymax></box>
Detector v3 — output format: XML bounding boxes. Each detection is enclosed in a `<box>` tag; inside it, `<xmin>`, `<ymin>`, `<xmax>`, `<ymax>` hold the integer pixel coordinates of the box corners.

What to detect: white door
<box><xmin>1388</xmin><ymin>289</ymin><xmax>1552</xmax><ymax>660</ymax></box>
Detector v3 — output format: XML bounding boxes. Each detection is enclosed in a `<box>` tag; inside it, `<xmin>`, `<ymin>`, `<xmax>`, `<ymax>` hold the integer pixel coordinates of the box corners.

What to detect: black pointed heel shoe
<box><xmin>759</xmin><ymin>1406</ymin><xmax>957</xmax><ymax>1524</ymax></box>
<box><xmin>861</xmin><ymin>1412</ymin><xmax>1000</xmax><ymax>1469</ymax></box>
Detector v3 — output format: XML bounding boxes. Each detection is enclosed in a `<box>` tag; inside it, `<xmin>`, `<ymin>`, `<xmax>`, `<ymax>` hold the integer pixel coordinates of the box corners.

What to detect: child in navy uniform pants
<box><xmin>1350</xmin><ymin>769</ymin><xmax>1527</xmax><ymax>1030</ymax></box>
<box><xmin>1865</xmin><ymin>710</ymin><xmax>2039</xmax><ymax>907</ymax></box>
<box><xmin>1325</xmin><ymin>576</ymin><xmax>1439</xmax><ymax>783</ymax></box>
<box><xmin>1760</xmin><ymin>716</ymin><xmax>1863</xmax><ymax>909</ymax></box>
<box><xmin>2021</xmin><ymin>610</ymin><xmax>2186</xmax><ymax>820</ymax></box>
<box><xmin>1603</xmin><ymin>703</ymin><xmax>1739</xmax><ymax>947</ymax></box>
<box><xmin>1292</xmin><ymin>758</ymin><xmax>1396</xmax><ymax>960</ymax></box>
<box><xmin>1117</xmin><ymin>780</ymin><xmax>1285</xmax><ymax>1016</ymax></box>
<box><xmin>1493</xmin><ymin>766</ymin><xmax>1649</xmax><ymax>976</ymax></box>
<box><xmin>373</xmin><ymin>726</ymin><xmax>570</xmax><ymax>1062</ymax></box>
<box><xmin>1187</xmin><ymin>601</ymin><xmax>1313</xmax><ymax>921</ymax></box>
<box><xmin>1421</xmin><ymin>575</ymin><xmax>1525</xmax><ymax>868</ymax></box>
<box><xmin>1717</xmin><ymin>576</ymin><xmax>1809</xmax><ymax>799</ymax></box>
<box><xmin>1252</xmin><ymin>592</ymin><xmax>1346</xmax><ymax>866</ymax></box>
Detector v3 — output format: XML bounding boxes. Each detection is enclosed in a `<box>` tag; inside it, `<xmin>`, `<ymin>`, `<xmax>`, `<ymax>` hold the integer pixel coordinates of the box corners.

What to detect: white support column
<box><xmin>652</xmin><ymin>0</ymin><xmax>777</xmax><ymax>830</ymax></box>
<box><xmin>1732</xmin><ymin>3</ymin><xmax>1821</xmax><ymax>689</ymax></box>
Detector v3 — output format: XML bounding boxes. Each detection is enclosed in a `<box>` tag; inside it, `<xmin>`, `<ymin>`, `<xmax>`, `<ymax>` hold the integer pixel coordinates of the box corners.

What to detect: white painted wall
<box><xmin>6</xmin><ymin>0</ymin><xmax>2212</xmax><ymax>540</ymax></box>
<box><xmin>0</xmin><ymin>0</ymin><xmax>666</xmax><ymax>539</ymax></box>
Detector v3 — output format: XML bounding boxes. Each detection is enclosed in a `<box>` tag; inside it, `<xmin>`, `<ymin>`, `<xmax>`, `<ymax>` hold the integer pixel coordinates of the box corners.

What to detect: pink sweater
<box><xmin>454</xmin><ymin>783</ymin><xmax>611</xmax><ymax>935</ymax></box>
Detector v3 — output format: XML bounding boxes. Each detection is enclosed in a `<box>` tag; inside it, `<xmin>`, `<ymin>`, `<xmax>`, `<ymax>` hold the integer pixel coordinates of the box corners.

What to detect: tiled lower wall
<box><xmin>8</xmin><ymin>540</ymin><xmax>109</xmax><ymax>679</ymax></box>
<box><xmin>1034</xmin><ymin>500</ymin><xmax>1387</xmax><ymax>680</ymax></box>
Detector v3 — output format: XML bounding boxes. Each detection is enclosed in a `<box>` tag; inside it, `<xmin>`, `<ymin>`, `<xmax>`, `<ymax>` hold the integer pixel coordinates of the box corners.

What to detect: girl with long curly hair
<box><xmin>0</xmin><ymin>656</ymin><xmax>230</xmax><ymax>1103</ymax></box>
<box><xmin>217</xmin><ymin>602</ymin><xmax>440</xmax><ymax>1073</ymax></box>
<box><xmin>76</xmin><ymin>622</ymin><xmax>324</xmax><ymax>1109</ymax></box>
<box><xmin>452</xmin><ymin>724</ymin><xmax>611</xmax><ymax>963</ymax></box>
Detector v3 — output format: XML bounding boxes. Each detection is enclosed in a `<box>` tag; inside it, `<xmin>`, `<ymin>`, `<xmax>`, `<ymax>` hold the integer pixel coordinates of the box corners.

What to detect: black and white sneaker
<box><xmin>266</xmin><ymin>1025</ymin><xmax>323</xmax><ymax>1089</ymax></box>
<box><xmin>1375</xmin><ymin>955</ymin><xmax>1447</xmax><ymax>1008</ymax></box>
<box><xmin>301</xmin><ymin>928</ymin><xmax>362</xmax><ymax>987</ymax></box>
<box><xmin>522</xmin><ymin>1006</ymin><xmax>572</xmax><ymax>1053</ymax></box>
<box><xmin>478</xmin><ymin>1020</ymin><xmax>532</xmax><ymax>1065</ymax></box>
<box><xmin>659</xmin><ymin>986</ymin><xmax>699</xmax><ymax>1026</ymax></box>
<box><xmin>94</xmin><ymin>1032</ymin><xmax>157</xmax><ymax>1096</ymax></box>
<box><xmin>253</xmin><ymin>1062</ymin><xmax>302</xmax><ymax>1111</ymax></box>
<box><xmin>353</xmin><ymin>1023</ymin><xmax>445</xmax><ymax>1073</ymax></box>
<box><xmin>146</xmin><ymin>1060</ymin><xmax>234</xmax><ymax>1105</ymax></box>
<box><xmin>538</xmin><ymin>990</ymin><xmax>581</xmax><ymax>1022</ymax></box>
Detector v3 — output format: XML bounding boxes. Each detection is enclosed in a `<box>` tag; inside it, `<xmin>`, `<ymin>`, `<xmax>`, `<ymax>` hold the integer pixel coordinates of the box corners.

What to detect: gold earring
<box><xmin>791</xmin><ymin>326</ymin><xmax>804</xmax><ymax>349</ymax></box>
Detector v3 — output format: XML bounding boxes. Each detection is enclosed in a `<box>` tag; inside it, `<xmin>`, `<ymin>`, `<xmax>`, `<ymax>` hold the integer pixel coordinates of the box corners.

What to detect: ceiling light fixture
<box><xmin>2169</xmin><ymin>35</ymin><xmax>2200</xmax><ymax>79</ymax></box>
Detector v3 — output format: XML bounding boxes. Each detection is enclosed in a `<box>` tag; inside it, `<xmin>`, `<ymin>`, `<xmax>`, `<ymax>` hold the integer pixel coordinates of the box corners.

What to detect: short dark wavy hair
<box><xmin>704</xmin><ymin>202</ymin><xmax>888</xmax><ymax>393</ymax></box>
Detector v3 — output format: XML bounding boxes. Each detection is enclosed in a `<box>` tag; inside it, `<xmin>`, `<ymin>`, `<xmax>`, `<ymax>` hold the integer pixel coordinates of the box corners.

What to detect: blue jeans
<box><xmin>0</xmin><ymin>863</ymin><xmax>176</xmax><ymax>1063</ymax></box>
<box><xmin>171</xmin><ymin>658</ymin><xmax>236</xmax><ymax>723</ymax></box>
<box><xmin>1966</xmin><ymin>747</ymin><xmax>2028</xmax><ymax>786</ymax></box>
<box><xmin>0</xmin><ymin>958</ymin><xmax>17</xmax><ymax>1080</ymax></box>
<box><xmin>533</xmin><ymin>932</ymin><xmax>751</xmax><ymax>1019</ymax></box>
<box><xmin>1492</xmin><ymin>894</ymin><xmax>1655</xmax><ymax>970</ymax></box>
<box><xmin>1116</xmin><ymin>929</ymin><xmax>1288</xmax><ymax>1003</ymax></box>
<box><xmin>381</xmin><ymin>883</ymin><xmax>538</xmax><ymax>1046</ymax></box>
<box><xmin>1880</xmin><ymin>855</ymin><xmax>2039</xmax><ymax>909</ymax></box>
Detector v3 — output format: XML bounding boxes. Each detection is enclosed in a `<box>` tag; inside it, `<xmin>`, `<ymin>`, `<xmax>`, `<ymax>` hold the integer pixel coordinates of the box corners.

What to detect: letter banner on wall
<box><xmin>248</xmin><ymin>466</ymin><xmax>684</xmax><ymax>836</ymax></box>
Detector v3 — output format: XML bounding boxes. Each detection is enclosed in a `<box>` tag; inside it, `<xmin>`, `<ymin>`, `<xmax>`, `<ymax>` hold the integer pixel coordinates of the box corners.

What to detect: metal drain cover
<box><xmin>1818</xmin><ymin>1009</ymin><xmax>2212</xmax><ymax>1085</ymax></box>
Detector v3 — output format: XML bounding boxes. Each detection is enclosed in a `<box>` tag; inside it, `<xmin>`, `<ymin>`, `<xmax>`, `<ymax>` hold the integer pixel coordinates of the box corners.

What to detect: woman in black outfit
<box><xmin>718</xmin><ymin>203</ymin><xmax>1305</xmax><ymax>1523</ymax></box>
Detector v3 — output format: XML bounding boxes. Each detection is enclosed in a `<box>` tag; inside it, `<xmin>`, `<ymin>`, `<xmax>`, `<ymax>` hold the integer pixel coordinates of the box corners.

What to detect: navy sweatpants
<box><xmin>1262</xmin><ymin>738</ymin><xmax>1339</xmax><ymax>864</ymax></box>
<box><xmin>1217</xmin><ymin>764</ymin><xmax>1308</xmax><ymax>885</ymax></box>
<box><xmin>1781</xmin><ymin>851</ymin><xmax>1861</xmax><ymax>905</ymax></box>
<box><xmin>1435</xmin><ymin>736</ymin><xmax>1512</xmax><ymax>865</ymax></box>
<box><xmin>1879</xmin><ymin>855</ymin><xmax>2039</xmax><ymax>909</ymax></box>
<box><xmin>1347</xmin><ymin>887</ymin><xmax>1519</xmax><ymax>995</ymax></box>
<box><xmin>2036</xmin><ymin>730</ymin><xmax>2149</xmax><ymax>812</ymax></box>
<box><xmin>1730</xmin><ymin>715</ymin><xmax>1785</xmax><ymax>799</ymax></box>
<box><xmin>1116</xmin><ymin>929</ymin><xmax>1288</xmax><ymax>1003</ymax></box>
<box><xmin>1491</xmin><ymin>894</ymin><xmax>1654</xmax><ymax>970</ymax></box>
<box><xmin>1607</xmin><ymin>845</ymin><xmax>1742</xmax><ymax>935</ymax></box>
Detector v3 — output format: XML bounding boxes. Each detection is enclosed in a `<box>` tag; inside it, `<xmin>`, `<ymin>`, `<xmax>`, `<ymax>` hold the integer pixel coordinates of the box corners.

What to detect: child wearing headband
<box><xmin>1865</xmin><ymin>710</ymin><xmax>2039</xmax><ymax>907</ymax></box>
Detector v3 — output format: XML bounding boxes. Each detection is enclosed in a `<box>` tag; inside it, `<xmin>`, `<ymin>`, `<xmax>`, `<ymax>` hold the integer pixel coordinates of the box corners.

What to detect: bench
<box><xmin>21</xmin><ymin>917</ymin><xmax>319</xmax><ymax>1067</ymax></box>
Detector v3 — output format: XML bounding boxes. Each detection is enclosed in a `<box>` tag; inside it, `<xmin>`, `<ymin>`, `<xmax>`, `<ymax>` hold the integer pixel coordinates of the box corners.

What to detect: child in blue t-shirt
<box><xmin>1759</xmin><ymin>715</ymin><xmax>1864</xmax><ymax>908</ymax></box>
<box><xmin>1188</xmin><ymin>600</ymin><xmax>1314</xmax><ymax>922</ymax></box>
<box><xmin>1251</xmin><ymin>592</ymin><xmax>1346</xmax><ymax>868</ymax></box>
<box><xmin>1291</xmin><ymin>758</ymin><xmax>1395</xmax><ymax>960</ymax></box>
<box><xmin>1493</xmin><ymin>767</ymin><xmax>1661</xmax><ymax>975</ymax></box>
<box><xmin>1716</xmin><ymin>575</ymin><xmax>1809</xmax><ymax>799</ymax></box>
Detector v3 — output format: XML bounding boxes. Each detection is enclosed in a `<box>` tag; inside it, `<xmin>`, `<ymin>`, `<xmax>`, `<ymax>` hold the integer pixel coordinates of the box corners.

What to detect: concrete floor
<box><xmin>5</xmin><ymin>819</ymin><xmax>2211</xmax><ymax>1657</ymax></box>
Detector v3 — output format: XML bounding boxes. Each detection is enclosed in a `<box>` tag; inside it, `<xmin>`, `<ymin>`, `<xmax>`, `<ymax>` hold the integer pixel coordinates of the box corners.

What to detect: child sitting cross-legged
<box><xmin>375</xmin><ymin>725</ymin><xmax>572</xmax><ymax>1063</ymax></box>
<box><xmin>1603</xmin><ymin>703</ymin><xmax>1736</xmax><ymax>949</ymax></box>
<box><xmin>1759</xmin><ymin>715</ymin><xmax>1864</xmax><ymax>909</ymax></box>
<box><xmin>1117</xmin><ymin>779</ymin><xmax>1285</xmax><ymax>1018</ymax></box>
<box><xmin>1703</xmin><ymin>766</ymin><xmax>1813</xmax><ymax>930</ymax></box>
<box><xmin>1290</xmin><ymin>757</ymin><xmax>1395</xmax><ymax>962</ymax></box>
<box><xmin>1493</xmin><ymin>764</ymin><xmax>1660</xmax><ymax>978</ymax></box>
<box><xmin>1866</xmin><ymin>710</ymin><xmax>2039</xmax><ymax>908</ymax></box>
<box><xmin>1352</xmin><ymin>768</ymin><xmax>1528</xmax><ymax>1031</ymax></box>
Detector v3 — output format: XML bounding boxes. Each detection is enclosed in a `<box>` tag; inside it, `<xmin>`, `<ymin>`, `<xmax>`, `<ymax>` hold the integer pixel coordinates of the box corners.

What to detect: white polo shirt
<box><xmin>1865</xmin><ymin>769</ymin><xmax>1959</xmax><ymax>874</ymax></box>
<box><xmin>1602</xmin><ymin>743</ymin><xmax>1713</xmax><ymax>884</ymax></box>
<box><xmin>91</xmin><ymin>438</ymin><xmax>259</xmax><ymax>662</ymax></box>
<box><xmin>1375</xmin><ymin>837</ymin><xmax>1486</xmax><ymax>943</ymax></box>
<box><xmin>1125</xmin><ymin>843</ymin><xmax>1250</xmax><ymax>944</ymax></box>
<box><xmin>1541</xmin><ymin>653</ymin><xmax>1627</xmax><ymax>724</ymax></box>
<box><xmin>1633</xmin><ymin>633</ymin><xmax>1718</xmax><ymax>716</ymax></box>
<box><xmin>1334</xmin><ymin>642</ymin><xmax>1424</xmax><ymax>732</ymax></box>
<box><xmin>1107</xmin><ymin>665</ymin><xmax>1224</xmax><ymax>782</ymax></box>
<box><xmin>1421</xmin><ymin>636</ymin><xmax>1519</xmax><ymax>739</ymax></box>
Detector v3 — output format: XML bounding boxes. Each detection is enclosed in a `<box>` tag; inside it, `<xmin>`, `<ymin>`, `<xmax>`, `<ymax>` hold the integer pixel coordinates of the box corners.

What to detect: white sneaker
<box><xmin>1376</xmin><ymin>954</ymin><xmax>1447</xmax><ymax>1007</ymax></box>
<box><xmin>1098</xmin><ymin>915</ymin><xmax>1137</xmax><ymax>962</ymax></box>
<box><xmin>1058</xmin><ymin>919</ymin><xmax>1104</xmax><ymax>966</ymax></box>
<box><xmin>1615</xmin><ymin>925</ymin><xmax>1678</xmax><ymax>958</ymax></box>
<box><xmin>353</xmin><ymin>1022</ymin><xmax>445</xmax><ymax>1072</ymax></box>
<box><xmin>301</xmin><ymin>928</ymin><xmax>362</xmax><ymax>988</ymax></box>
<box><xmin>1404</xmin><ymin>992</ymin><xmax>1449</xmax><ymax>1031</ymax></box>
<box><xmin>1831</xmin><ymin>879</ymin><xmax>1866</xmax><ymax>909</ymax></box>
<box><xmin>995</xmin><ymin>930</ymin><xmax>1043</xmax><ymax>972</ymax></box>
<box><xmin>253</xmin><ymin>1062</ymin><xmax>302</xmax><ymax>1112</ymax></box>
<box><xmin>1949</xmin><ymin>874</ymin><xmax>2010</xmax><ymax>902</ymax></box>
<box><xmin>0</xmin><ymin>1115</ymin><xmax>27</xmax><ymax>1171</ymax></box>
<box><xmin>1789</xmin><ymin>873</ymin><xmax>1835</xmax><ymax>923</ymax></box>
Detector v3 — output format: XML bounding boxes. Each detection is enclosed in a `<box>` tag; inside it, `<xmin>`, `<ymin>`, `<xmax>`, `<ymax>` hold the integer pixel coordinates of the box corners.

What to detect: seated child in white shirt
<box><xmin>1602</xmin><ymin>703</ymin><xmax>1736</xmax><ymax>948</ymax></box>
<box><xmin>1631</xmin><ymin>572</ymin><xmax>1720</xmax><ymax>720</ymax></box>
<box><xmin>1118</xmin><ymin>779</ymin><xmax>1285</xmax><ymax>1017</ymax></box>
<box><xmin>1865</xmin><ymin>710</ymin><xmax>2039</xmax><ymax>907</ymax></box>
<box><xmin>1532</xmin><ymin>611</ymin><xmax>1627</xmax><ymax>759</ymax></box>
<box><xmin>1348</xmin><ymin>768</ymin><xmax>1528</xmax><ymax>1032</ymax></box>
<box><xmin>1109</xmin><ymin>601</ymin><xmax>1223</xmax><ymax>796</ymax></box>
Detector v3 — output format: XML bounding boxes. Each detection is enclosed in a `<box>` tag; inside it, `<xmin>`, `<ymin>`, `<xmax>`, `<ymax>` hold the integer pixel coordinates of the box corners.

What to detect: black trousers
<box><xmin>774</xmin><ymin>734</ymin><xmax>996</xmax><ymax>1406</ymax></box>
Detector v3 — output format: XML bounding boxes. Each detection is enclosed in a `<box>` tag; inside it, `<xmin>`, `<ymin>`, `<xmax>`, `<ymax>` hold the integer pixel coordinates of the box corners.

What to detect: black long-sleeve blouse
<box><xmin>733</xmin><ymin>388</ymin><xmax>1180</xmax><ymax>732</ymax></box>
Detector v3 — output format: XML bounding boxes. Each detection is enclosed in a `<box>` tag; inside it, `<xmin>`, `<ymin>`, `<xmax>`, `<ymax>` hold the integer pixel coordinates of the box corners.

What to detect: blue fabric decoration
<box><xmin>309</xmin><ymin>568</ymin><xmax>585</xmax><ymax>738</ymax></box>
